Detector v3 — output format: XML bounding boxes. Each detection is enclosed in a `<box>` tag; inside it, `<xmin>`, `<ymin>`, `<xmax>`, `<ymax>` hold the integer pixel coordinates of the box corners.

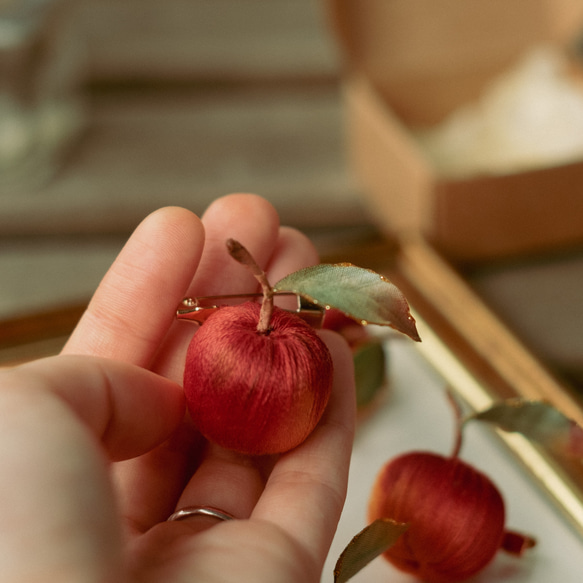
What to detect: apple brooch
<box><xmin>334</xmin><ymin>398</ymin><xmax>583</xmax><ymax>583</ymax></box>
<box><xmin>177</xmin><ymin>238</ymin><xmax>420</xmax><ymax>456</ymax></box>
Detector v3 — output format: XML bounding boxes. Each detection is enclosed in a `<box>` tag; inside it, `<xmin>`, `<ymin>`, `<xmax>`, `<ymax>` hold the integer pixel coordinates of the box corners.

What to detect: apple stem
<box><xmin>226</xmin><ymin>239</ymin><xmax>274</xmax><ymax>333</ymax></box>
<box><xmin>446</xmin><ymin>390</ymin><xmax>464</xmax><ymax>459</ymax></box>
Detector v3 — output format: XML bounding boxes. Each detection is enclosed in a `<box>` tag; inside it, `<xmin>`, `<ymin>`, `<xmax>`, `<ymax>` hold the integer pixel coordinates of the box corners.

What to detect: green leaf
<box><xmin>353</xmin><ymin>340</ymin><xmax>387</xmax><ymax>410</ymax></box>
<box><xmin>468</xmin><ymin>399</ymin><xmax>583</xmax><ymax>458</ymax></box>
<box><xmin>334</xmin><ymin>519</ymin><xmax>408</xmax><ymax>583</ymax></box>
<box><xmin>274</xmin><ymin>264</ymin><xmax>420</xmax><ymax>341</ymax></box>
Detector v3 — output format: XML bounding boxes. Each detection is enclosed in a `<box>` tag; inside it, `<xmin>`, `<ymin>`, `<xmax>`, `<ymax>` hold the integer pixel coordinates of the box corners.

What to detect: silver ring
<box><xmin>167</xmin><ymin>506</ymin><xmax>235</xmax><ymax>523</ymax></box>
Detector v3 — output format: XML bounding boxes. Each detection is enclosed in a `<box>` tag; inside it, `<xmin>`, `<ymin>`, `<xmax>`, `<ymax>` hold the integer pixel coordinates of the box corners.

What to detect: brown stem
<box><xmin>226</xmin><ymin>239</ymin><xmax>274</xmax><ymax>333</ymax></box>
<box><xmin>446</xmin><ymin>389</ymin><xmax>464</xmax><ymax>459</ymax></box>
<box><xmin>501</xmin><ymin>530</ymin><xmax>537</xmax><ymax>555</ymax></box>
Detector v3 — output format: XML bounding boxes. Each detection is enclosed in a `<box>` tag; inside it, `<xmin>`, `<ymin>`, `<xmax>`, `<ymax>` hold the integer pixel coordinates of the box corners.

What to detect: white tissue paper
<box><xmin>415</xmin><ymin>47</ymin><xmax>583</xmax><ymax>178</ymax></box>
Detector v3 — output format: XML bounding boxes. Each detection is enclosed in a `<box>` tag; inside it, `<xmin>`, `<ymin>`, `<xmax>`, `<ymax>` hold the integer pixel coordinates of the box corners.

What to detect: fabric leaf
<box><xmin>468</xmin><ymin>399</ymin><xmax>583</xmax><ymax>458</ymax></box>
<box><xmin>274</xmin><ymin>264</ymin><xmax>420</xmax><ymax>341</ymax></box>
<box><xmin>334</xmin><ymin>519</ymin><xmax>408</xmax><ymax>583</ymax></box>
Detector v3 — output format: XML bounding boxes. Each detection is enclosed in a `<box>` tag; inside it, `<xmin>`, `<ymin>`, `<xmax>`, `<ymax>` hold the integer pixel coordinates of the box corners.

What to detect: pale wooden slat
<box><xmin>0</xmin><ymin>87</ymin><xmax>366</xmax><ymax>235</ymax></box>
<box><xmin>79</xmin><ymin>0</ymin><xmax>340</xmax><ymax>83</ymax></box>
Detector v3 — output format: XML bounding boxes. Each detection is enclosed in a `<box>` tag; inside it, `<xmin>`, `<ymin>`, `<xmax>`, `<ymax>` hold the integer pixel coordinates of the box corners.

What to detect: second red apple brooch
<box><xmin>334</xmin><ymin>398</ymin><xmax>583</xmax><ymax>582</ymax></box>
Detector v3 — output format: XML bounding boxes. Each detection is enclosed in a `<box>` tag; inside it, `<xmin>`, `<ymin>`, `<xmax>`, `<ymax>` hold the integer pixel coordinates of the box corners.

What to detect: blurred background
<box><xmin>0</xmin><ymin>0</ymin><xmax>371</xmax><ymax>328</ymax></box>
<box><xmin>2</xmin><ymin>0</ymin><xmax>583</xmax><ymax>394</ymax></box>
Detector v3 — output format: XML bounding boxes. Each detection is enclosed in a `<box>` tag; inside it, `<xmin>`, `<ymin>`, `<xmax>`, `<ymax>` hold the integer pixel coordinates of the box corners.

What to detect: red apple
<box><xmin>183</xmin><ymin>301</ymin><xmax>333</xmax><ymax>455</ymax></box>
<box><xmin>368</xmin><ymin>451</ymin><xmax>507</xmax><ymax>583</ymax></box>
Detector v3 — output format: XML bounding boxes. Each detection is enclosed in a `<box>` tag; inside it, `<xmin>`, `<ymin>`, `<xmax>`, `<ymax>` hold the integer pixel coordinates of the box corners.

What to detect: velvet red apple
<box><xmin>364</xmin><ymin>398</ymin><xmax>537</xmax><ymax>583</ymax></box>
<box><xmin>183</xmin><ymin>300</ymin><xmax>333</xmax><ymax>455</ymax></box>
<box><xmin>333</xmin><ymin>398</ymin><xmax>549</xmax><ymax>583</ymax></box>
<box><xmin>181</xmin><ymin>238</ymin><xmax>419</xmax><ymax>456</ymax></box>
<box><xmin>336</xmin><ymin>458</ymin><xmax>534</xmax><ymax>583</ymax></box>
<box><xmin>368</xmin><ymin>451</ymin><xmax>513</xmax><ymax>583</ymax></box>
<box><xmin>182</xmin><ymin>239</ymin><xmax>334</xmax><ymax>455</ymax></box>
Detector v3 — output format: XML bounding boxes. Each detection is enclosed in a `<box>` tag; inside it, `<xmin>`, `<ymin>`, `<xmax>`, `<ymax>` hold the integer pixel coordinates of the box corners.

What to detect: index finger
<box><xmin>62</xmin><ymin>207</ymin><xmax>205</xmax><ymax>367</ymax></box>
<box><xmin>149</xmin><ymin>193</ymin><xmax>297</xmax><ymax>380</ymax></box>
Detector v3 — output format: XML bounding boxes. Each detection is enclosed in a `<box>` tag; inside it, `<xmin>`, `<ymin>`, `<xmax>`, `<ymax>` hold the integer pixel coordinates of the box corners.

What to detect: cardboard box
<box><xmin>344</xmin><ymin>76</ymin><xmax>583</xmax><ymax>262</ymax></box>
<box><xmin>327</xmin><ymin>0</ymin><xmax>583</xmax><ymax>261</ymax></box>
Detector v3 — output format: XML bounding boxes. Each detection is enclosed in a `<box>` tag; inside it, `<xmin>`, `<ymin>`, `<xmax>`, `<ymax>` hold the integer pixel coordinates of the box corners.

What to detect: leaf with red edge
<box><xmin>333</xmin><ymin>519</ymin><xmax>408</xmax><ymax>583</ymax></box>
<box><xmin>468</xmin><ymin>399</ymin><xmax>583</xmax><ymax>458</ymax></box>
<box><xmin>274</xmin><ymin>264</ymin><xmax>420</xmax><ymax>341</ymax></box>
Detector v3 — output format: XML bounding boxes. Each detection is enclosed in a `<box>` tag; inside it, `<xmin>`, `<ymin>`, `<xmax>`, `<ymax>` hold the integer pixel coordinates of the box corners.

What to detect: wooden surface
<box><xmin>0</xmin><ymin>85</ymin><xmax>365</xmax><ymax>235</ymax></box>
<box><xmin>80</xmin><ymin>0</ymin><xmax>340</xmax><ymax>84</ymax></box>
<box><xmin>0</xmin><ymin>0</ymin><xmax>367</xmax><ymax>236</ymax></box>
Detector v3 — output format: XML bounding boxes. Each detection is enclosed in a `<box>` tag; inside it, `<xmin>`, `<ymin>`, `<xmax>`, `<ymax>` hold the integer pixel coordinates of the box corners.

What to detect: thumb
<box><xmin>1</xmin><ymin>355</ymin><xmax>186</xmax><ymax>461</ymax></box>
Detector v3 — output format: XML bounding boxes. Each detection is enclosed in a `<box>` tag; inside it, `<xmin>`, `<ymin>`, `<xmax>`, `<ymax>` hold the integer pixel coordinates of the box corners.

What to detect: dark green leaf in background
<box><xmin>353</xmin><ymin>340</ymin><xmax>387</xmax><ymax>410</ymax></box>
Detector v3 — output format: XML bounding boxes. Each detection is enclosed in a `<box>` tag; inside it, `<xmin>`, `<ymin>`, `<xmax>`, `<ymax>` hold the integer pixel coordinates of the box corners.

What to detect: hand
<box><xmin>0</xmin><ymin>194</ymin><xmax>356</xmax><ymax>583</ymax></box>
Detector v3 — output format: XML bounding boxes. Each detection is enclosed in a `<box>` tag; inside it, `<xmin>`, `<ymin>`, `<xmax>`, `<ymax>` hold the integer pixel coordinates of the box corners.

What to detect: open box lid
<box><xmin>327</xmin><ymin>0</ymin><xmax>583</xmax><ymax>125</ymax></box>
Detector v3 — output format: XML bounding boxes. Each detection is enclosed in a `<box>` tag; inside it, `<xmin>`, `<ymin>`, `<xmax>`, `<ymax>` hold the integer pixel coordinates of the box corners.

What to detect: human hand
<box><xmin>0</xmin><ymin>194</ymin><xmax>356</xmax><ymax>583</ymax></box>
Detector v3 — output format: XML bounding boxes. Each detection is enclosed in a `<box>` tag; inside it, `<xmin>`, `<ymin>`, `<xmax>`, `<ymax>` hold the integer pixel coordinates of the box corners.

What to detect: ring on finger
<box><xmin>167</xmin><ymin>506</ymin><xmax>235</xmax><ymax>523</ymax></box>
